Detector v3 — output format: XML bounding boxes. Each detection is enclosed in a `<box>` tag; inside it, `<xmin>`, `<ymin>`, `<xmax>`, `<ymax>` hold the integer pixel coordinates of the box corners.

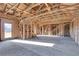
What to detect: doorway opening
<box><xmin>64</xmin><ymin>23</ymin><xmax>70</xmax><ymax>37</ymax></box>
<box><xmin>4</xmin><ymin>23</ymin><xmax>12</xmax><ymax>38</ymax></box>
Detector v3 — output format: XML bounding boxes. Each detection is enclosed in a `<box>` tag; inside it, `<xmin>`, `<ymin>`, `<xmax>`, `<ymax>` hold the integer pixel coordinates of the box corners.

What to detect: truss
<box><xmin>0</xmin><ymin>3</ymin><xmax>79</xmax><ymax>25</ymax></box>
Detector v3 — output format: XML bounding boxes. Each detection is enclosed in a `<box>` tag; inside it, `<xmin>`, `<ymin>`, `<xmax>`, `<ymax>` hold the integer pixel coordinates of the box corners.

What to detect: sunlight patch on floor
<box><xmin>11</xmin><ymin>40</ymin><xmax>55</xmax><ymax>47</ymax></box>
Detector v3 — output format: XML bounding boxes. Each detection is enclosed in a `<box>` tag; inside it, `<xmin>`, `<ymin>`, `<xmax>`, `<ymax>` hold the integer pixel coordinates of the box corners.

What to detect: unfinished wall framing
<box><xmin>0</xmin><ymin>3</ymin><xmax>79</xmax><ymax>44</ymax></box>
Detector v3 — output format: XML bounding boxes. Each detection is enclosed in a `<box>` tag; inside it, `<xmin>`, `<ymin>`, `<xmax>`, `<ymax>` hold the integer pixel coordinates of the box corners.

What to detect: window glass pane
<box><xmin>4</xmin><ymin>23</ymin><xmax>12</xmax><ymax>38</ymax></box>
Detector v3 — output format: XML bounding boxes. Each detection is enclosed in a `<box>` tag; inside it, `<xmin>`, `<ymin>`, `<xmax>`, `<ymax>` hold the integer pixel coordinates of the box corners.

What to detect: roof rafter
<box><xmin>45</xmin><ymin>3</ymin><xmax>51</xmax><ymax>11</ymax></box>
<box><xmin>25</xmin><ymin>3</ymin><xmax>41</xmax><ymax>12</ymax></box>
<box><xmin>21</xmin><ymin>4</ymin><xmax>79</xmax><ymax>24</ymax></box>
<box><xmin>5</xmin><ymin>3</ymin><xmax>19</xmax><ymax>14</ymax></box>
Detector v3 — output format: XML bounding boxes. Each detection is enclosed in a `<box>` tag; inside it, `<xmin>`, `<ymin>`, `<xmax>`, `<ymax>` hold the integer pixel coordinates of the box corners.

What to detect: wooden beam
<box><xmin>16</xmin><ymin>7</ymin><xmax>34</xmax><ymax>17</ymax></box>
<box><xmin>23</xmin><ymin>24</ymin><xmax>25</xmax><ymax>39</ymax></box>
<box><xmin>45</xmin><ymin>3</ymin><xmax>51</xmax><ymax>11</ymax></box>
<box><xmin>22</xmin><ymin>4</ymin><xmax>79</xmax><ymax>24</ymax></box>
<box><xmin>38</xmin><ymin>19</ymin><xmax>72</xmax><ymax>26</ymax></box>
<box><xmin>30</xmin><ymin>22</ymin><xmax>33</xmax><ymax>38</ymax></box>
<box><xmin>38</xmin><ymin>4</ymin><xmax>43</xmax><ymax>10</ymax></box>
<box><xmin>33</xmin><ymin>24</ymin><xmax>37</xmax><ymax>35</ymax></box>
<box><xmin>25</xmin><ymin>3</ymin><xmax>41</xmax><ymax>12</ymax></box>
<box><xmin>26</xmin><ymin>25</ymin><xmax>29</xmax><ymax>38</ymax></box>
<box><xmin>57</xmin><ymin>24</ymin><xmax>64</xmax><ymax>36</ymax></box>
<box><xmin>3</xmin><ymin>4</ymin><xmax>7</xmax><ymax>12</ymax></box>
<box><xmin>42</xmin><ymin>26</ymin><xmax>44</xmax><ymax>35</ymax></box>
<box><xmin>5</xmin><ymin>3</ymin><xmax>19</xmax><ymax>14</ymax></box>
<box><xmin>36</xmin><ymin>8</ymin><xmax>47</xmax><ymax>14</ymax></box>
<box><xmin>16</xmin><ymin>6</ymin><xmax>47</xmax><ymax>20</ymax></box>
<box><xmin>48</xmin><ymin>24</ymin><xmax>51</xmax><ymax>35</ymax></box>
<box><xmin>0</xmin><ymin>12</ymin><xmax>19</xmax><ymax>21</ymax></box>
<box><xmin>17</xmin><ymin>4</ymin><xmax>41</xmax><ymax>19</ymax></box>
